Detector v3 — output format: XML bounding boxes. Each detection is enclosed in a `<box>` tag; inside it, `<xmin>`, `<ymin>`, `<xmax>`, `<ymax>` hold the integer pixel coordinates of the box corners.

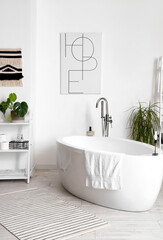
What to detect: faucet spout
<box><xmin>96</xmin><ymin>97</ymin><xmax>108</xmax><ymax>114</ymax></box>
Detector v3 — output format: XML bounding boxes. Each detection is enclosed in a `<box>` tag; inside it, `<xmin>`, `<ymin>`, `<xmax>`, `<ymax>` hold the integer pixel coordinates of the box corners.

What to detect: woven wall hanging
<box><xmin>0</xmin><ymin>48</ymin><xmax>23</xmax><ymax>87</ymax></box>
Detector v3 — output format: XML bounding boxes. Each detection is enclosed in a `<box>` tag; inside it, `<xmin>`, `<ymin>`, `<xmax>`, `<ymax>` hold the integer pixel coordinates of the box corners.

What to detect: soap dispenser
<box><xmin>86</xmin><ymin>126</ymin><xmax>94</xmax><ymax>136</ymax></box>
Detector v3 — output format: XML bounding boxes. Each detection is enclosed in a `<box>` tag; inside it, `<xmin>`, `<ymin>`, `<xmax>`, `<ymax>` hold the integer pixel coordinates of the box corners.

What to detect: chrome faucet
<box><xmin>96</xmin><ymin>97</ymin><xmax>112</xmax><ymax>137</ymax></box>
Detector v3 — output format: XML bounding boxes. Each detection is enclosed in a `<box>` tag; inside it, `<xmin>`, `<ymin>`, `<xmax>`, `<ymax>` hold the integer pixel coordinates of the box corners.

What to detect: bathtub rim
<box><xmin>56</xmin><ymin>135</ymin><xmax>162</xmax><ymax>157</ymax></box>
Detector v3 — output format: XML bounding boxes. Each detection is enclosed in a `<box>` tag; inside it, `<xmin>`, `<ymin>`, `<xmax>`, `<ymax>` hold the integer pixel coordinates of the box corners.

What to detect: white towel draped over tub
<box><xmin>84</xmin><ymin>150</ymin><xmax>124</xmax><ymax>190</ymax></box>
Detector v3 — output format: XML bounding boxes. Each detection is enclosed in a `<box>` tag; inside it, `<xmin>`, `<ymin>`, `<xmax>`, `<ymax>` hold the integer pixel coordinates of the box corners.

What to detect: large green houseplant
<box><xmin>0</xmin><ymin>93</ymin><xmax>28</xmax><ymax>121</ymax></box>
<box><xmin>128</xmin><ymin>102</ymin><xmax>160</xmax><ymax>145</ymax></box>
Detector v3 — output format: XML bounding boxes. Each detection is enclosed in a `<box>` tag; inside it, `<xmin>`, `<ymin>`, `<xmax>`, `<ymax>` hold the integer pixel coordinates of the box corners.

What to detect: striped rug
<box><xmin>0</xmin><ymin>188</ymin><xmax>109</xmax><ymax>240</ymax></box>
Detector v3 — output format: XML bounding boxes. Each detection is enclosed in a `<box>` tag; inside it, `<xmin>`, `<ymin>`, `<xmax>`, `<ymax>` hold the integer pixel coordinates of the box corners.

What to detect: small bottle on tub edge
<box><xmin>86</xmin><ymin>126</ymin><xmax>94</xmax><ymax>136</ymax></box>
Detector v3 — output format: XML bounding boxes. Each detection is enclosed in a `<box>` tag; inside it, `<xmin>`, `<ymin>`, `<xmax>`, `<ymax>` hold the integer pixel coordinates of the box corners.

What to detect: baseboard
<box><xmin>35</xmin><ymin>164</ymin><xmax>57</xmax><ymax>170</ymax></box>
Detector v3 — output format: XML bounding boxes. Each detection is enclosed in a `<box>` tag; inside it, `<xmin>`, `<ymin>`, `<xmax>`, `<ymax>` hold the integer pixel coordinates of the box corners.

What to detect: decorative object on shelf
<box><xmin>0</xmin><ymin>141</ymin><xmax>8</xmax><ymax>150</ymax></box>
<box><xmin>0</xmin><ymin>133</ymin><xmax>7</xmax><ymax>142</ymax></box>
<box><xmin>60</xmin><ymin>32</ymin><xmax>102</xmax><ymax>94</ymax></box>
<box><xmin>0</xmin><ymin>48</ymin><xmax>23</xmax><ymax>87</ymax></box>
<box><xmin>0</xmin><ymin>133</ymin><xmax>8</xmax><ymax>150</ymax></box>
<box><xmin>0</xmin><ymin>93</ymin><xmax>28</xmax><ymax>122</ymax></box>
<box><xmin>11</xmin><ymin>110</ymin><xmax>24</xmax><ymax>121</ymax></box>
<box><xmin>9</xmin><ymin>133</ymin><xmax>29</xmax><ymax>150</ymax></box>
<box><xmin>9</xmin><ymin>140</ymin><xmax>29</xmax><ymax>150</ymax></box>
<box><xmin>128</xmin><ymin>102</ymin><xmax>160</xmax><ymax>145</ymax></box>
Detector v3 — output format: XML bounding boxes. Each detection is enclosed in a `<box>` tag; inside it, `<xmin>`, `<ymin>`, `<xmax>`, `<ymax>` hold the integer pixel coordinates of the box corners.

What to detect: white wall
<box><xmin>0</xmin><ymin>0</ymin><xmax>36</xmax><ymax>168</ymax></box>
<box><xmin>35</xmin><ymin>0</ymin><xmax>163</xmax><ymax>168</ymax></box>
<box><xmin>0</xmin><ymin>0</ymin><xmax>35</xmax><ymax>104</ymax></box>
<box><xmin>0</xmin><ymin>0</ymin><xmax>163</xmax><ymax>169</ymax></box>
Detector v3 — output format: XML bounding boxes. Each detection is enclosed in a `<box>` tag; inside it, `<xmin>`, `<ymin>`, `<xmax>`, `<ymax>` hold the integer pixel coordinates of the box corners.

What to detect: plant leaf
<box><xmin>9</xmin><ymin>93</ymin><xmax>17</xmax><ymax>102</ymax></box>
<box><xmin>13</xmin><ymin>101</ymin><xmax>28</xmax><ymax>118</ymax></box>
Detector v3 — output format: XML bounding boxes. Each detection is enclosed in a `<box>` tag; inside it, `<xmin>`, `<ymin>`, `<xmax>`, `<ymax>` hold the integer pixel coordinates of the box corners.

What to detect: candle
<box><xmin>154</xmin><ymin>131</ymin><xmax>157</xmax><ymax>140</ymax></box>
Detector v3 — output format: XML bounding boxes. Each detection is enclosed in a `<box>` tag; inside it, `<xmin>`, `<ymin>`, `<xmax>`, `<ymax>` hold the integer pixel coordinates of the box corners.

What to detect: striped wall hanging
<box><xmin>0</xmin><ymin>48</ymin><xmax>23</xmax><ymax>87</ymax></box>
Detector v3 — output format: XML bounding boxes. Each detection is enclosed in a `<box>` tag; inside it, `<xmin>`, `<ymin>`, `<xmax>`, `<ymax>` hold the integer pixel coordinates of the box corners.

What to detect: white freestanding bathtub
<box><xmin>57</xmin><ymin>136</ymin><xmax>163</xmax><ymax>212</ymax></box>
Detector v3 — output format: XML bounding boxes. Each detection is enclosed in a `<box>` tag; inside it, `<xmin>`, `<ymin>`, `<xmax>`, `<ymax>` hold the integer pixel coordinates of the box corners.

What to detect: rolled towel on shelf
<box><xmin>0</xmin><ymin>141</ymin><xmax>8</xmax><ymax>150</ymax></box>
<box><xmin>84</xmin><ymin>149</ymin><xmax>124</xmax><ymax>190</ymax></box>
<box><xmin>0</xmin><ymin>133</ymin><xmax>7</xmax><ymax>142</ymax></box>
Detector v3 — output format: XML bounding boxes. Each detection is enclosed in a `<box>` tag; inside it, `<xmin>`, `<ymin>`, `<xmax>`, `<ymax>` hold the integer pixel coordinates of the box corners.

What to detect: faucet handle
<box><xmin>109</xmin><ymin>116</ymin><xmax>113</xmax><ymax>127</ymax></box>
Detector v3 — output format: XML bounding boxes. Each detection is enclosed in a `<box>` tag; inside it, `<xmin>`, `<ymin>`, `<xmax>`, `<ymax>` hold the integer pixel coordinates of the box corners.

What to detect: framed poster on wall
<box><xmin>60</xmin><ymin>32</ymin><xmax>102</xmax><ymax>94</ymax></box>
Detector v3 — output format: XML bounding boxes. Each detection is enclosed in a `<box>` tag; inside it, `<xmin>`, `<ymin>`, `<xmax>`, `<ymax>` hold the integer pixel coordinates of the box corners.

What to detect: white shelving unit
<box><xmin>0</xmin><ymin>149</ymin><xmax>29</xmax><ymax>152</ymax></box>
<box><xmin>0</xmin><ymin>170</ymin><xmax>28</xmax><ymax>180</ymax></box>
<box><xmin>158</xmin><ymin>57</ymin><xmax>163</xmax><ymax>149</ymax></box>
<box><xmin>0</xmin><ymin>119</ymin><xmax>31</xmax><ymax>183</ymax></box>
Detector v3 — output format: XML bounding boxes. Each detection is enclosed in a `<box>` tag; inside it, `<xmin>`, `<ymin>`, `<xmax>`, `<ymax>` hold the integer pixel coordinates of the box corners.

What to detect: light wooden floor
<box><xmin>0</xmin><ymin>170</ymin><xmax>163</xmax><ymax>240</ymax></box>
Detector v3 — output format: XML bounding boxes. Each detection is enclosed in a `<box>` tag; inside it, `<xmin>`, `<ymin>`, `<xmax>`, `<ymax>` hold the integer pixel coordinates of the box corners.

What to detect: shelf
<box><xmin>0</xmin><ymin>121</ymin><xmax>29</xmax><ymax>126</ymax></box>
<box><xmin>0</xmin><ymin>170</ymin><xmax>27</xmax><ymax>180</ymax></box>
<box><xmin>0</xmin><ymin>117</ymin><xmax>31</xmax><ymax>183</ymax></box>
<box><xmin>0</xmin><ymin>149</ymin><xmax>29</xmax><ymax>153</ymax></box>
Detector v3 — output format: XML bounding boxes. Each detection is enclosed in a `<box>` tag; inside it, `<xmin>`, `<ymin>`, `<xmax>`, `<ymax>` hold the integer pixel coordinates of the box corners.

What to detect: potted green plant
<box><xmin>0</xmin><ymin>93</ymin><xmax>17</xmax><ymax>120</ymax></box>
<box><xmin>128</xmin><ymin>102</ymin><xmax>160</xmax><ymax>145</ymax></box>
<box><xmin>0</xmin><ymin>93</ymin><xmax>28</xmax><ymax>122</ymax></box>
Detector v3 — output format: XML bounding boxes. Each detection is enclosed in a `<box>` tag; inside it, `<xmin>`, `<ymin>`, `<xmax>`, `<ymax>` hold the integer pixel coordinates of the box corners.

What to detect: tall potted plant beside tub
<box><xmin>128</xmin><ymin>101</ymin><xmax>160</xmax><ymax>145</ymax></box>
